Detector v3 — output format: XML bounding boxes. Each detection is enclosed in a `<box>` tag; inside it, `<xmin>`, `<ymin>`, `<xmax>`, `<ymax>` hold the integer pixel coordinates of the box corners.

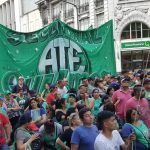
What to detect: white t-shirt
<box><xmin>57</xmin><ymin>86</ymin><xmax>68</xmax><ymax>97</ymax></box>
<box><xmin>94</xmin><ymin>130</ymin><xmax>124</xmax><ymax>150</ymax></box>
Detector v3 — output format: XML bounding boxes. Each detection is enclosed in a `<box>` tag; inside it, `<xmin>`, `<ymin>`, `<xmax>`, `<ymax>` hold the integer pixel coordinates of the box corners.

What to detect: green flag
<box><xmin>0</xmin><ymin>19</ymin><xmax>116</xmax><ymax>93</ymax></box>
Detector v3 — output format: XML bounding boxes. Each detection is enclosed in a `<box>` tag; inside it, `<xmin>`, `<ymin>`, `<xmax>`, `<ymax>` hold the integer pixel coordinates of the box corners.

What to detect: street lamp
<box><xmin>63</xmin><ymin>0</ymin><xmax>79</xmax><ymax>30</ymax></box>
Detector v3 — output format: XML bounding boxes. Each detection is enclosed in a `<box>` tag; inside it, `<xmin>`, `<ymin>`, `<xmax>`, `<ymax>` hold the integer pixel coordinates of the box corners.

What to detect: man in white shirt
<box><xmin>57</xmin><ymin>80</ymin><xmax>68</xmax><ymax>98</ymax></box>
<box><xmin>94</xmin><ymin>111</ymin><xmax>135</xmax><ymax>150</ymax></box>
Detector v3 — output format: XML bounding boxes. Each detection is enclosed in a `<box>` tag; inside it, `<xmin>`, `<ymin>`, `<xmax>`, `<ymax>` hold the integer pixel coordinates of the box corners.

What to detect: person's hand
<box><xmin>84</xmin><ymin>93</ymin><xmax>89</xmax><ymax>99</ymax></box>
<box><xmin>30</xmin><ymin>133</ymin><xmax>40</xmax><ymax>142</ymax></box>
<box><xmin>127</xmin><ymin>133</ymin><xmax>136</xmax><ymax>144</ymax></box>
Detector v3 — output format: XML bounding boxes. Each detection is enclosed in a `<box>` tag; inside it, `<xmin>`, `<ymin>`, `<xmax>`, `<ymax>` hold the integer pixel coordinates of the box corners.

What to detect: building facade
<box><xmin>0</xmin><ymin>0</ymin><xmax>150</xmax><ymax>72</ymax></box>
<box><xmin>0</xmin><ymin>0</ymin><xmax>42</xmax><ymax>32</ymax></box>
<box><xmin>114</xmin><ymin>0</ymin><xmax>150</xmax><ymax>72</ymax></box>
<box><xmin>0</xmin><ymin>0</ymin><xmax>21</xmax><ymax>31</ymax></box>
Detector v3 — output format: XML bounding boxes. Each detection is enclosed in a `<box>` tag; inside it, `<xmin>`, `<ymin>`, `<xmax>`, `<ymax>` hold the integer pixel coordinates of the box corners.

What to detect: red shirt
<box><xmin>0</xmin><ymin>112</ymin><xmax>9</xmax><ymax>145</ymax></box>
<box><xmin>112</xmin><ymin>88</ymin><xmax>132</xmax><ymax>119</ymax></box>
<box><xmin>46</xmin><ymin>93</ymin><xmax>55</xmax><ymax>105</ymax></box>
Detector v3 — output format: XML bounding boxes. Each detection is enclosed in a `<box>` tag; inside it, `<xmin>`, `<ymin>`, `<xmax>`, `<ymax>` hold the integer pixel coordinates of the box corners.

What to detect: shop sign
<box><xmin>121</xmin><ymin>41</ymin><xmax>150</xmax><ymax>49</ymax></box>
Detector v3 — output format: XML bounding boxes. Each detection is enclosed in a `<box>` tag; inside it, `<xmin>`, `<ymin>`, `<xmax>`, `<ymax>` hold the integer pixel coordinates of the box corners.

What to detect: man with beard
<box><xmin>124</xmin><ymin>85</ymin><xmax>150</xmax><ymax>129</ymax></box>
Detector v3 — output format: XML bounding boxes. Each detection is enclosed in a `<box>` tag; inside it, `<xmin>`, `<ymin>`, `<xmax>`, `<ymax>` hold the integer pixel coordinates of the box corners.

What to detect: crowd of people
<box><xmin>1</xmin><ymin>70</ymin><xmax>150</xmax><ymax>150</ymax></box>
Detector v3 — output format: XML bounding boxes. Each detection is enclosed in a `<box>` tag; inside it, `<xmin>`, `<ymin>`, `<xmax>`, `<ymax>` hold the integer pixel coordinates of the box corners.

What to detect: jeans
<box><xmin>0</xmin><ymin>144</ymin><xmax>9</xmax><ymax>150</ymax></box>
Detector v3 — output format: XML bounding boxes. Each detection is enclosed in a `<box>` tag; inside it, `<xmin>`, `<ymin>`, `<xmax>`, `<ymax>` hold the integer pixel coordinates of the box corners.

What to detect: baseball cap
<box><xmin>109</xmin><ymin>82</ymin><xmax>120</xmax><ymax>90</ymax></box>
<box><xmin>50</xmin><ymin>84</ymin><xmax>57</xmax><ymax>89</ymax></box>
<box><xmin>18</xmin><ymin>76</ymin><xmax>24</xmax><ymax>80</ymax></box>
<box><xmin>121</xmin><ymin>77</ymin><xmax>131</xmax><ymax>82</ymax></box>
<box><xmin>134</xmin><ymin>73</ymin><xmax>141</xmax><ymax>77</ymax></box>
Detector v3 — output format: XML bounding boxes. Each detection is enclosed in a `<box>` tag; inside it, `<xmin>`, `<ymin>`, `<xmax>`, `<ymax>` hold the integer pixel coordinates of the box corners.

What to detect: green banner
<box><xmin>121</xmin><ymin>41</ymin><xmax>150</xmax><ymax>49</ymax></box>
<box><xmin>0</xmin><ymin>19</ymin><xmax>116</xmax><ymax>93</ymax></box>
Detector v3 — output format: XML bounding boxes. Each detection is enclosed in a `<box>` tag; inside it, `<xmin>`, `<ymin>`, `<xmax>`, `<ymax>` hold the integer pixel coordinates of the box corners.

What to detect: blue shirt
<box><xmin>27</xmin><ymin>108</ymin><xmax>46</xmax><ymax>121</ymax></box>
<box><xmin>71</xmin><ymin>125</ymin><xmax>98</xmax><ymax>150</ymax></box>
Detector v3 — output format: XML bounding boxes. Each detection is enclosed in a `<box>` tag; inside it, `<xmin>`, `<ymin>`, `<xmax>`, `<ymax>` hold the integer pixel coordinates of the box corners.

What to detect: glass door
<box><xmin>121</xmin><ymin>50</ymin><xmax>150</xmax><ymax>71</ymax></box>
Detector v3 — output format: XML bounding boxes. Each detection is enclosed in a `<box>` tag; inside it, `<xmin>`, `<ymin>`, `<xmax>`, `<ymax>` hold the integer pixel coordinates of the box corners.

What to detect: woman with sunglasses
<box><xmin>121</xmin><ymin>108</ymin><xmax>150</xmax><ymax>150</ymax></box>
<box><xmin>39</xmin><ymin>119</ymin><xmax>63</xmax><ymax>150</ymax></box>
<box><xmin>56</xmin><ymin>113</ymin><xmax>81</xmax><ymax>150</ymax></box>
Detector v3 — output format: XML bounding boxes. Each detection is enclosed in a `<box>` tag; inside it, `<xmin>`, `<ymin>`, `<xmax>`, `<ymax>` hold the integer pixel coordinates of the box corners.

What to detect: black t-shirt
<box><xmin>59</xmin><ymin>128</ymin><xmax>73</xmax><ymax>148</ymax></box>
<box><xmin>12</xmin><ymin>84</ymin><xmax>29</xmax><ymax>94</ymax></box>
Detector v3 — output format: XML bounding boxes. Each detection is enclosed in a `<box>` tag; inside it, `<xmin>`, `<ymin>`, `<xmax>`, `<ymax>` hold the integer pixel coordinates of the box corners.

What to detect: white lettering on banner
<box><xmin>38</xmin><ymin>38</ymin><xmax>86</xmax><ymax>73</ymax></box>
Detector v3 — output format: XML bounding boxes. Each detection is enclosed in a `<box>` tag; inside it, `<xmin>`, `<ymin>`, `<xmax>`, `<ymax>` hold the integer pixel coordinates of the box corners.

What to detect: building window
<box><xmin>79</xmin><ymin>18</ymin><xmax>89</xmax><ymax>30</ymax></box>
<box><xmin>53</xmin><ymin>3</ymin><xmax>60</xmax><ymax>21</ymax></box>
<box><xmin>121</xmin><ymin>22</ymin><xmax>150</xmax><ymax>40</ymax></box>
<box><xmin>95</xmin><ymin>13</ymin><xmax>104</xmax><ymax>27</ymax></box>
<box><xmin>65</xmin><ymin>3</ymin><xmax>74</xmax><ymax>18</ymax></box>
<box><xmin>79</xmin><ymin>0</ymin><xmax>89</xmax><ymax>13</ymax></box>
<box><xmin>94</xmin><ymin>0</ymin><xmax>104</xmax><ymax>8</ymax></box>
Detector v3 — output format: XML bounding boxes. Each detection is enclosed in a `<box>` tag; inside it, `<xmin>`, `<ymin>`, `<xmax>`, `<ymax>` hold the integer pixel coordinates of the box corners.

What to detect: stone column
<box><xmin>89</xmin><ymin>0</ymin><xmax>95</xmax><ymax>27</ymax></box>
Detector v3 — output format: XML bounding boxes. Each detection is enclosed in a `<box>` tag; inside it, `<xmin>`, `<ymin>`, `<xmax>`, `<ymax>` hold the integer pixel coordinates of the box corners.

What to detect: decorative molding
<box><xmin>114</xmin><ymin>5</ymin><xmax>150</xmax><ymax>30</ymax></box>
<box><xmin>115</xmin><ymin>10</ymin><xmax>150</xmax><ymax>41</ymax></box>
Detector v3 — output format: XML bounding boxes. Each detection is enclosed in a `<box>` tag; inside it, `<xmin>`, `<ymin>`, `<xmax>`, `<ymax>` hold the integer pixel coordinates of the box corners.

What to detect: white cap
<box><xmin>18</xmin><ymin>76</ymin><xmax>24</xmax><ymax>80</ymax></box>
